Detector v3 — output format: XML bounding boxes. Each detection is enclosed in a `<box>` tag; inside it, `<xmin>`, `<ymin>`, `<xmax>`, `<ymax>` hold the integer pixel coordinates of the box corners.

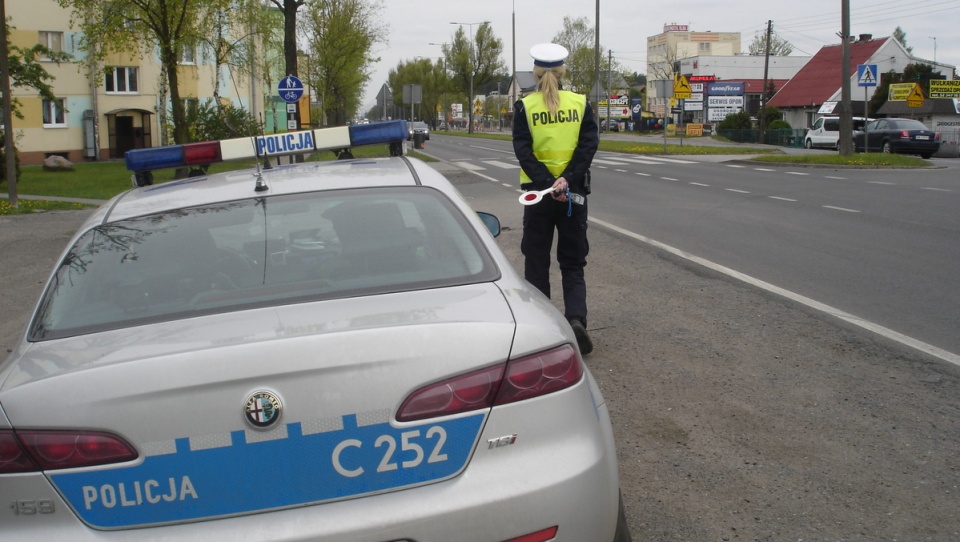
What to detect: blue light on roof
<box><xmin>125</xmin><ymin>120</ymin><xmax>411</xmax><ymax>173</ymax></box>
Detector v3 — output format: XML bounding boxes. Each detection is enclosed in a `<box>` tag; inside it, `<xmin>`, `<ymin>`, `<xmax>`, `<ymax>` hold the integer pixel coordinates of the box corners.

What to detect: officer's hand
<box><xmin>551</xmin><ymin>177</ymin><xmax>569</xmax><ymax>201</ymax></box>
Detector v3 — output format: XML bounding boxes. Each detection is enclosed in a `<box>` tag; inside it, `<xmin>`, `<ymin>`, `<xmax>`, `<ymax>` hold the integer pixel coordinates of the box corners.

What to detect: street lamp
<box><xmin>451</xmin><ymin>21</ymin><xmax>489</xmax><ymax>134</ymax></box>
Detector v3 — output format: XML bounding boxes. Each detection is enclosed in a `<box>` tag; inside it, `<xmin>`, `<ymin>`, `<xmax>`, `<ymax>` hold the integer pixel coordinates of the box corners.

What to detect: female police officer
<box><xmin>512</xmin><ymin>43</ymin><xmax>599</xmax><ymax>355</ymax></box>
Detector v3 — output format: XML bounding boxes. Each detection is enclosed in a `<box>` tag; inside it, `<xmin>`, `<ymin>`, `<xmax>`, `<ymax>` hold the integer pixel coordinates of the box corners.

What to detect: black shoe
<box><xmin>569</xmin><ymin>319</ymin><xmax>593</xmax><ymax>356</ymax></box>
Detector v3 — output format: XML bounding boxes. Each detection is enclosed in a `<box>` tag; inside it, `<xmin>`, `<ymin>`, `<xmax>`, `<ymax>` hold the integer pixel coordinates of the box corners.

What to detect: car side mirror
<box><xmin>476</xmin><ymin>212</ymin><xmax>501</xmax><ymax>237</ymax></box>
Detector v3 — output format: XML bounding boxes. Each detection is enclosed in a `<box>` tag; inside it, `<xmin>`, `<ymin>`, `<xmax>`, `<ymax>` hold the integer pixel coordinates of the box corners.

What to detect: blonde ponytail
<box><xmin>533</xmin><ymin>65</ymin><xmax>567</xmax><ymax>115</ymax></box>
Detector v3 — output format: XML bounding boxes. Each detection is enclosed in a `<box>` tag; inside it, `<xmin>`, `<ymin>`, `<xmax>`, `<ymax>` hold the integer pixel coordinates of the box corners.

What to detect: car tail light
<box><xmin>502</xmin><ymin>526</ymin><xmax>559</xmax><ymax>542</ymax></box>
<box><xmin>397</xmin><ymin>345</ymin><xmax>583</xmax><ymax>422</ymax></box>
<box><xmin>0</xmin><ymin>430</ymin><xmax>138</xmax><ymax>473</ymax></box>
<box><xmin>935</xmin><ymin>133</ymin><xmax>941</xmax><ymax>141</ymax></box>
<box><xmin>899</xmin><ymin>130</ymin><xmax>910</xmax><ymax>138</ymax></box>
<box><xmin>0</xmin><ymin>431</ymin><xmax>38</xmax><ymax>473</ymax></box>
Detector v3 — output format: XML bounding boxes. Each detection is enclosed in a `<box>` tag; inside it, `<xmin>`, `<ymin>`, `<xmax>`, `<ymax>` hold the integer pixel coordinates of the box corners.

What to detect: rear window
<box><xmin>890</xmin><ymin>119</ymin><xmax>928</xmax><ymax>131</ymax></box>
<box><xmin>30</xmin><ymin>188</ymin><xmax>499</xmax><ymax>340</ymax></box>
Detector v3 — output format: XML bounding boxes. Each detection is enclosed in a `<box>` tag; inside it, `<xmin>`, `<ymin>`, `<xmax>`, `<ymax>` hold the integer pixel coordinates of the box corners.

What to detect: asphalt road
<box><xmin>3</xmin><ymin>154</ymin><xmax>960</xmax><ymax>540</ymax></box>
<box><xmin>422</xmin><ymin>133</ymin><xmax>960</xmax><ymax>362</ymax></box>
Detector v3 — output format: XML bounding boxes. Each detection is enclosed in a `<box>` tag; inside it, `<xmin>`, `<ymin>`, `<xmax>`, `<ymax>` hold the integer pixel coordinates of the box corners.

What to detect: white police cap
<box><xmin>530</xmin><ymin>43</ymin><xmax>568</xmax><ymax>68</ymax></box>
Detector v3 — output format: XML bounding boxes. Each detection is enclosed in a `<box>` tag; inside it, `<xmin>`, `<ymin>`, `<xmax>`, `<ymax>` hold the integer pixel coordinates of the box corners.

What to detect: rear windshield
<box><xmin>30</xmin><ymin>188</ymin><xmax>499</xmax><ymax>341</ymax></box>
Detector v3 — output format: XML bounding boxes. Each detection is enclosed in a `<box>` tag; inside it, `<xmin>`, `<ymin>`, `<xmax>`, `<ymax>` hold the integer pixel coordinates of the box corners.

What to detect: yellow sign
<box><xmin>906</xmin><ymin>84</ymin><xmax>925</xmax><ymax>108</ymax></box>
<box><xmin>929</xmin><ymin>80</ymin><xmax>960</xmax><ymax>98</ymax></box>
<box><xmin>673</xmin><ymin>74</ymin><xmax>692</xmax><ymax>99</ymax></box>
<box><xmin>685</xmin><ymin>123</ymin><xmax>704</xmax><ymax>137</ymax></box>
<box><xmin>888</xmin><ymin>83</ymin><xmax>915</xmax><ymax>101</ymax></box>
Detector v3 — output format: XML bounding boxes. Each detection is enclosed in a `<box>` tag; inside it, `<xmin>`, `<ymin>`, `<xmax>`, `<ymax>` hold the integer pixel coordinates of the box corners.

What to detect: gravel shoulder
<box><xmin>3</xmin><ymin>177</ymin><xmax>959</xmax><ymax>541</ymax></box>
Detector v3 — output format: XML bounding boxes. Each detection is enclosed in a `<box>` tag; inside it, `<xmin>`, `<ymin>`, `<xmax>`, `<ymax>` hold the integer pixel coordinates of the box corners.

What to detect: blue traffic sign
<box><xmin>278</xmin><ymin>75</ymin><xmax>304</xmax><ymax>103</ymax></box>
<box><xmin>856</xmin><ymin>64</ymin><xmax>878</xmax><ymax>88</ymax></box>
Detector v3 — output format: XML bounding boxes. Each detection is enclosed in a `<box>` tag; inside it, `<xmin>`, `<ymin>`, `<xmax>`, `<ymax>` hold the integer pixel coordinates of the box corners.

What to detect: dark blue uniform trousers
<box><xmin>521</xmin><ymin>195</ymin><xmax>590</xmax><ymax>326</ymax></box>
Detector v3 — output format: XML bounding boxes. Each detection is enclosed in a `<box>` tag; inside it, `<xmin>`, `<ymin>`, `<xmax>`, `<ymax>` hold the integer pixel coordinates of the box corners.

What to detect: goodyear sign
<box><xmin>929</xmin><ymin>80</ymin><xmax>960</xmax><ymax>99</ymax></box>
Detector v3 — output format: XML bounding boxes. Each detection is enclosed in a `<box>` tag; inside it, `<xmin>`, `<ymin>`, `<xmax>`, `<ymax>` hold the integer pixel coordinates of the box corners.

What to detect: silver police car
<box><xmin>1</xmin><ymin>121</ymin><xmax>630</xmax><ymax>541</ymax></box>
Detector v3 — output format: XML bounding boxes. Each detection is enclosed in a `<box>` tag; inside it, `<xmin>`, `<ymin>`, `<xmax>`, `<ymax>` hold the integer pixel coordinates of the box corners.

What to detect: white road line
<box><xmin>785</xmin><ymin>171</ymin><xmax>809</xmax><ymax>176</ymax></box>
<box><xmin>589</xmin><ymin>217</ymin><xmax>960</xmax><ymax>368</ymax></box>
<box><xmin>689</xmin><ymin>182</ymin><xmax>710</xmax><ymax>187</ymax></box>
<box><xmin>592</xmin><ymin>158</ymin><xmax>633</xmax><ymax>166</ymax></box>
<box><xmin>825</xmin><ymin>176</ymin><xmax>847</xmax><ymax>180</ymax></box>
<box><xmin>615</xmin><ymin>157</ymin><xmax>675</xmax><ymax>165</ymax></box>
<box><xmin>635</xmin><ymin>172</ymin><xmax>652</xmax><ymax>177</ymax></box>
<box><xmin>922</xmin><ymin>187</ymin><xmax>951</xmax><ymax>192</ymax></box>
<box><xmin>636</xmin><ymin>156</ymin><xmax>697</xmax><ymax>164</ymax></box>
<box><xmin>483</xmin><ymin>160</ymin><xmax>521</xmax><ymax>169</ymax></box>
<box><xmin>769</xmin><ymin>196</ymin><xmax>797</xmax><ymax>202</ymax></box>
<box><xmin>661</xmin><ymin>177</ymin><xmax>679</xmax><ymax>181</ymax></box>
<box><xmin>726</xmin><ymin>189</ymin><xmax>751</xmax><ymax>194</ymax></box>
<box><xmin>454</xmin><ymin>162</ymin><xmax>486</xmax><ymax>171</ymax></box>
<box><xmin>615</xmin><ymin>169</ymin><xmax>628</xmax><ymax>173</ymax></box>
<box><xmin>823</xmin><ymin>205</ymin><xmax>860</xmax><ymax>213</ymax></box>
<box><xmin>754</xmin><ymin>168</ymin><xmax>775</xmax><ymax>172</ymax></box>
<box><xmin>868</xmin><ymin>181</ymin><xmax>895</xmax><ymax>185</ymax></box>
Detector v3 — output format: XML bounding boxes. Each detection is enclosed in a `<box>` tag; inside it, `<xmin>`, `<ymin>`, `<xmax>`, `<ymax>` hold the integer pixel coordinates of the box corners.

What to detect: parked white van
<box><xmin>804</xmin><ymin>116</ymin><xmax>869</xmax><ymax>150</ymax></box>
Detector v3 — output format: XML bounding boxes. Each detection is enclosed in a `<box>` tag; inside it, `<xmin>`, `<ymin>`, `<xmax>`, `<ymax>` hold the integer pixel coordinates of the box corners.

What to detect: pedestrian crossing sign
<box><xmin>857</xmin><ymin>64</ymin><xmax>878</xmax><ymax>87</ymax></box>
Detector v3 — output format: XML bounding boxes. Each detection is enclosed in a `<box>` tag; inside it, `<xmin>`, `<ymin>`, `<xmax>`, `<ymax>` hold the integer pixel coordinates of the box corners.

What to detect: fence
<box><xmin>715</xmin><ymin>128</ymin><xmax>807</xmax><ymax>148</ymax></box>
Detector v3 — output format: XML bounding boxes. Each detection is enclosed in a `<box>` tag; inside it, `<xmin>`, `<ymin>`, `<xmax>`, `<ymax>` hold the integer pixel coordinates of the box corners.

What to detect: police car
<box><xmin>0</xmin><ymin>121</ymin><xmax>630</xmax><ymax>541</ymax></box>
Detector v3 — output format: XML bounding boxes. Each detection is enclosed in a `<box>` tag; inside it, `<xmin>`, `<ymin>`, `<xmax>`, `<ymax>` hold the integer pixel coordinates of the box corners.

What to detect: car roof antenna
<box><xmin>253</xmin><ymin>114</ymin><xmax>270</xmax><ymax>192</ymax></box>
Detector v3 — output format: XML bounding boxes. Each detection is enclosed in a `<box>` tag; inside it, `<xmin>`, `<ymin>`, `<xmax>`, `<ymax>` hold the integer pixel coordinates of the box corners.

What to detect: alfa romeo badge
<box><xmin>244</xmin><ymin>390</ymin><xmax>283</xmax><ymax>429</ymax></box>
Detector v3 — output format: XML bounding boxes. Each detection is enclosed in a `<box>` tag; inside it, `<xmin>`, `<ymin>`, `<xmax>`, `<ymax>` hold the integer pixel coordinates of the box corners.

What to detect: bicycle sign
<box><xmin>278</xmin><ymin>75</ymin><xmax>304</xmax><ymax>103</ymax></box>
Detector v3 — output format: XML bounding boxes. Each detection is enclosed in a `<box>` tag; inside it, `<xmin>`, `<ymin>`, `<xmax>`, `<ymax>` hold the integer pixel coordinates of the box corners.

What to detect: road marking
<box><xmin>868</xmin><ymin>181</ymin><xmax>895</xmax><ymax>185</ymax></box>
<box><xmin>922</xmin><ymin>187</ymin><xmax>951</xmax><ymax>192</ymax></box>
<box><xmin>769</xmin><ymin>196</ymin><xmax>797</xmax><ymax>202</ymax></box>
<box><xmin>635</xmin><ymin>172</ymin><xmax>651</xmax><ymax>177</ymax></box>
<box><xmin>754</xmin><ymin>168</ymin><xmax>775</xmax><ymax>172</ymax></box>
<box><xmin>616</xmin><ymin>169</ymin><xmax>628</xmax><ymax>173</ymax></box>
<box><xmin>823</xmin><ymin>205</ymin><xmax>861</xmax><ymax>213</ymax></box>
<box><xmin>689</xmin><ymin>182</ymin><xmax>710</xmax><ymax>187</ymax></box>
<box><xmin>785</xmin><ymin>171</ymin><xmax>809</xmax><ymax>176</ymax></box>
<box><xmin>825</xmin><ymin>176</ymin><xmax>847</xmax><ymax>180</ymax></box>
<box><xmin>726</xmin><ymin>189</ymin><xmax>751</xmax><ymax>194</ymax></box>
<box><xmin>726</xmin><ymin>164</ymin><xmax>746</xmax><ymax>168</ymax></box>
<box><xmin>661</xmin><ymin>177</ymin><xmax>679</xmax><ymax>181</ymax></box>
<box><xmin>616</xmin><ymin>157</ymin><xmax>677</xmax><ymax>165</ymax></box>
<box><xmin>589</xmin><ymin>217</ymin><xmax>960</xmax><ymax>368</ymax></box>
<box><xmin>593</xmin><ymin>158</ymin><xmax>633</xmax><ymax>166</ymax></box>
<box><xmin>454</xmin><ymin>162</ymin><xmax>486</xmax><ymax>171</ymax></box>
<box><xmin>483</xmin><ymin>160</ymin><xmax>520</xmax><ymax>169</ymax></box>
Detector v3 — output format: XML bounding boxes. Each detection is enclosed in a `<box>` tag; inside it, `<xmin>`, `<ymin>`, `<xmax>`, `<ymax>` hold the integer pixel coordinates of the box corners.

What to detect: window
<box><xmin>105</xmin><ymin>67</ymin><xmax>139</xmax><ymax>94</ymax></box>
<box><xmin>181</xmin><ymin>45</ymin><xmax>196</xmax><ymax>65</ymax></box>
<box><xmin>42</xmin><ymin>99</ymin><xmax>66</xmax><ymax>127</ymax></box>
<box><xmin>38</xmin><ymin>31</ymin><xmax>63</xmax><ymax>60</ymax></box>
<box><xmin>698</xmin><ymin>42</ymin><xmax>711</xmax><ymax>52</ymax></box>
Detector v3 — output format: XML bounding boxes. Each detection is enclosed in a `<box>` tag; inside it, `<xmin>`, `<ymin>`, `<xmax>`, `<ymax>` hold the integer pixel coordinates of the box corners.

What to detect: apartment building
<box><xmin>7</xmin><ymin>0</ymin><xmax>267</xmax><ymax>166</ymax></box>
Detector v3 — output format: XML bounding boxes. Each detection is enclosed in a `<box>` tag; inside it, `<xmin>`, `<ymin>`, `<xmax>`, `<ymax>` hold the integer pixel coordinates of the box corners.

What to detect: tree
<box><xmin>3</xmin><ymin>14</ymin><xmax>71</xmax><ymax>203</ymax></box>
<box><xmin>869</xmin><ymin>63</ymin><xmax>937</xmax><ymax>116</ymax></box>
<box><xmin>552</xmin><ymin>16</ymin><xmax>596</xmax><ymax>94</ymax></box>
<box><xmin>57</xmin><ymin>0</ymin><xmax>212</xmax><ymax>146</ymax></box>
<box><xmin>302</xmin><ymin>0</ymin><xmax>386</xmax><ymax>126</ymax></box>
<box><xmin>443</xmin><ymin>23</ymin><xmax>507</xmax><ymax>132</ymax></box>
<box><xmin>748</xmin><ymin>28</ymin><xmax>793</xmax><ymax>56</ymax></box>
<box><xmin>893</xmin><ymin>26</ymin><xmax>912</xmax><ymax>54</ymax></box>
<box><xmin>269</xmin><ymin>0</ymin><xmax>305</xmax><ymax>129</ymax></box>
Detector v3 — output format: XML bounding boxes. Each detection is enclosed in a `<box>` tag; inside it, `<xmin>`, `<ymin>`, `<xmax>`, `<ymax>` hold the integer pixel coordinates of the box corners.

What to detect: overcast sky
<box><xmin>360</xmin><ymin>0</ymin><xmax>960</xmax><ymax>110</ymax></box>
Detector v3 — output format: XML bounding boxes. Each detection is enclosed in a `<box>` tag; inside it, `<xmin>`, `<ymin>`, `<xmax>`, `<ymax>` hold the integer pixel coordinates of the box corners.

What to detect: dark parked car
<box><xmin>406</xmin><ymin>121</ymin><xmax>430</xmax><ymax>141</ymax></box>
<box><xmin>852</xmin><ymin>118</ymin><xmax>940</xmax><ymax>158</ymax></box>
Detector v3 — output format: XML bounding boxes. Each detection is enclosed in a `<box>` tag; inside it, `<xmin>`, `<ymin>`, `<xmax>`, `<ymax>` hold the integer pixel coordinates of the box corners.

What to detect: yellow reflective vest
<box><xmin>519</xmin><ymin>90</ymin><xmax>586</xmax><ymax>186</ymax></box>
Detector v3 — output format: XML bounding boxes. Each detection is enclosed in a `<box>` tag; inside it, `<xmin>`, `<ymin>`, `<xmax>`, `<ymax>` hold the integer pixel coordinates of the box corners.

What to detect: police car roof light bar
<box><xmin>125</xmin><ymin>120</ymin><xmax>409</xmax><ymax>173</ymax></box>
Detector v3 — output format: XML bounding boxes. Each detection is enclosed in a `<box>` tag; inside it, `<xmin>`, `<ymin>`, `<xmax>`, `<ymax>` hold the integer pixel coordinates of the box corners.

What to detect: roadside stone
<box><xmin>43</xmin><ymin>155</ymin><xmax>74</xmax><ymax>171</ymax></box>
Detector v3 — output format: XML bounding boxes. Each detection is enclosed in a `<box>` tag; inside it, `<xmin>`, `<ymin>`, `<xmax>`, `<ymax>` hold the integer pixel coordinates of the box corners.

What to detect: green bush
<box><xmin>718</xmin><ymin>111</ymin><xmax>753</xmax><ymax>130</ymax></box>
<box><xmin>186</xmin><ymin>100</ymin><xmax>262</xmax><ymax>143</ymax></box>
<box><xmin>768</xmin><ymin>119</ymin><xmax>791</xmax><ymax>130</ymax></box>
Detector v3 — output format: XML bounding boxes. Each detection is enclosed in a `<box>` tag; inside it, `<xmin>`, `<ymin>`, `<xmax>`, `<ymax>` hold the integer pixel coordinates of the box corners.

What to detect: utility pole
<box><xmin>606</xmin><ymin>49</ymin><xmax>612</xmax><ymax>132</ymax></box>
<box><xmin>594</xmin><ymin>0</ymin><xmax>600</xmax><ymax>134</ymax></box>
<box><xmin>759</xmin><ymin>20</ymin><xmax>772</xmax><ymax>144</ymax></box>
<box><xmin>838</xmin><ymin>0</ymin><xmax>853</xmax><ymax>156</ymax></box>
<box><xmin>1</xmin><ymin>0</ymin><xmax>19</xmax><ymax>207</ymax></box>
